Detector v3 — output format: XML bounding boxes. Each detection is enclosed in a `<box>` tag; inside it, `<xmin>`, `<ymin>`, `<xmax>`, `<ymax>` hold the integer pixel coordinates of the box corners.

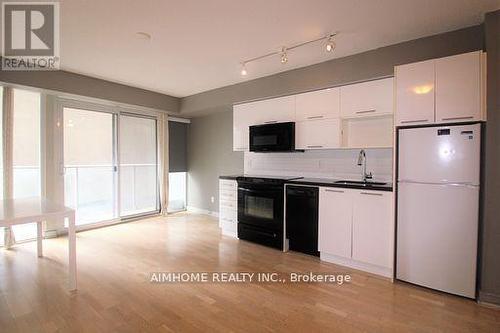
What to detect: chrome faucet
<box><xmin>357</xmin><ymin>149</ymin><xmax>373</xmax><ymax>182</ymax></box>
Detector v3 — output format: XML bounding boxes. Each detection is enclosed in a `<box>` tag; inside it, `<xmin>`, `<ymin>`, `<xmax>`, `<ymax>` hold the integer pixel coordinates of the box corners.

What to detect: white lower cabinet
<box><xmin>318</xmin><ymin>186</ymin><xmax>394</xmax><ymax>277</ymax></box>
<box><xmin>352</xmin><ymin>190</ymin><xmax>393</xmax><ymax>269</ymax></box>
<box><xmin>219</xmin><ymin>179</ymin><xmax>238</xmax><ymax>237</ymax></box>
<box><xmin>319</xmin><ymin>188</ymin><xmax>353</xmax><ymax>257</ymax></box>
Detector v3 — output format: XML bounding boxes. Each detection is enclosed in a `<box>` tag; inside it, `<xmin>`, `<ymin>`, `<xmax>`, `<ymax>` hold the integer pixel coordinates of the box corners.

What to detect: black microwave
<box><xmin>249</xmin><ymin>122</ymin><xmax>295</xmax><ymax>152</ymax></box>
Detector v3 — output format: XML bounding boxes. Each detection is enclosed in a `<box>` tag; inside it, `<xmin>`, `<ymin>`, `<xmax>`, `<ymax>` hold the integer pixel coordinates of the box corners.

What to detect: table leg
<box><xmin>37</xmin><ymin>221</ymin><xmax>43</xmax><ymax>257</ymax></box>
<box><xmin>68</xmin><ymin>213</ymin><xmax>77</xmax><ymax>291</ymax></box>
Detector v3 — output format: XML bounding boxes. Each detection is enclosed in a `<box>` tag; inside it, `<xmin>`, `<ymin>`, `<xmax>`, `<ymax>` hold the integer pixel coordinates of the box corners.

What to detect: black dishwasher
<box><xmin>285</xmin><ymin>186</ymin><xmax>319</xmax><ymax>256</ymax></box>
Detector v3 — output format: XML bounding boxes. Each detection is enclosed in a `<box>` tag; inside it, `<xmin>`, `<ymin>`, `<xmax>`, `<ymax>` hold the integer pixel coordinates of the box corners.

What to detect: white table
<box><xmin>0</xmin><ymin>198</ymin><xmax>77</xmax><ymax>291</ymax></box>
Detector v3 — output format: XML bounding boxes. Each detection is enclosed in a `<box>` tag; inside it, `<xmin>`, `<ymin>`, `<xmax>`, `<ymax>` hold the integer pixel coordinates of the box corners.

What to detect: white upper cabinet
<box><xmin>295</xmin><ymin>87</ymin><xmax>340</xmax><ymax>121</ymax></box>
<box><xmin>435</xmin><ymin>51</ymin><xmax>482</xmax><ymax>123</ymax></box>
<box><xmin>352</xmin><ymin>190</ymin><xmax>393</xmax><ymax>268</ymax></box>
<box><xmin>233</xmin><ymin>103</ymin><xmax>258</xmax><ymax>151</ymax></box>
<box><xmin>253</xmin><ymin>95</ymin><xmax>296</xmax><ymax>124</ymax></box>
<box><xmin>395</xmin><ymin>51</ymin><xmax>485</xmax><ymax>126</ymax></box>
<box><xmin>395</xmin><ymin>59</ymin><xmax>435</xmax><ymax>126</ymax></box>
<box><xmin>295</xmin><ymin>118</ymin><xmax>341</xmax><ymax>150</ymax></box>
<box><xmin>233</xmin><ymin>104</ymin><xmax>249</xmax><ymax>151</ymax></box>
<box><xmin>319</xmin><ymin>187</ymin><xmax>353</xmax><ymax>258</ymax></box>
<box><xmin>340</xmin><ymin>77</ymin><xmax>394</xmax><ymax>118</ymax></box>
<box><xmin>233</xmin><ymin>77</ymin><xmax>400</xmax><ymax>151</ymax></box>
<box><xmin>232</xmin><ymin>96</ymin><xmax>295</xmax><ymax>151</ymax></box>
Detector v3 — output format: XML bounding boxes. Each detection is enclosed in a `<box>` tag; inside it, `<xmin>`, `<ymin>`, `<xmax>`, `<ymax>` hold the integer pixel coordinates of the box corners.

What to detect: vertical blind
<box><xmin>168</xmin><ymin>121</ymin><xmax>187</xmax><ymax>172</ymax></box>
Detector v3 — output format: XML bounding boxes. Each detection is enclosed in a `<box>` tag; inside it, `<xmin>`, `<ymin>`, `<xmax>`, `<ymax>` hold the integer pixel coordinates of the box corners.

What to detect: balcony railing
<box><xmin>0</xmin><ymin>164</ymin><xmax>160</xmax><ymax>245</ymax></box>
<box><xmin>64</xmin><ymin>164</ymin><xmax>159</xmax><ymax>224</ymax></box>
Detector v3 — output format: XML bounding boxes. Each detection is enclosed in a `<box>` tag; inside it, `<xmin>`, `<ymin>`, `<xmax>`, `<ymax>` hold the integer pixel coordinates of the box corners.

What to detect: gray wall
<box><xmin>0</xmin><ymin>68</ymin><xmax>180</xmax><ymax>113</ymax></box>
<box><xmin>480</xmin><ymin>10</ymin><xmax>500</xmax><ymax>305</ymax></box>
<box><xmin>181</xmin><ymin>25</ymin><xmax>484</xmax><ymax>117</ymax></box>
<box><xmin>187</xmin><ymin>109</ymin><xmax>243</xmax><ymax>212</ymax></box>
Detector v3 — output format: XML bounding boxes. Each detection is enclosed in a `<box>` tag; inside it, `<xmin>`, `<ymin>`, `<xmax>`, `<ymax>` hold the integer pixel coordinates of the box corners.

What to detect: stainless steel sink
<box><xmin>334</xmin><ymin>180</ymin><xmax>387</xmax><ymax>186</ymax></box>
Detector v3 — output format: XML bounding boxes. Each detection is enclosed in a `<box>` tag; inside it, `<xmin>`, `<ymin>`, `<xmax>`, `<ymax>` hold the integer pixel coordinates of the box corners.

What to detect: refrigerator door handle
<box><xmin>398</xmin><ymin>180</ymin><xmax>479</xmax><ymax>188</ymax></box>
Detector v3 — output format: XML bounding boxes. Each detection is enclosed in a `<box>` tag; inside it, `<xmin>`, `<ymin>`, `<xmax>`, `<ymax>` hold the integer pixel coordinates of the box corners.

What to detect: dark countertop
<box><xmin>219</xmin><ymin>175</ymin><xmax>393</xmax><ymax>192</ymax></box>
<box><xmin>219</xmin><ymin>175</ymin><xmax>241</xmax><ymax>180</ymax></box>
<box><xmin>286</xmin><ymin>178</ymin><xmax>393</xmax><ymax>192</ymax></box>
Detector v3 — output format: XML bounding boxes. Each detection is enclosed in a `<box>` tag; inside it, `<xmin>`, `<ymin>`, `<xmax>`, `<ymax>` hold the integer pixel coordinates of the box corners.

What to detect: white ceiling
<box><xmin>59</xmin><ymin>0</ymin><xmax>499</xmax><ymax>97</ymax></box>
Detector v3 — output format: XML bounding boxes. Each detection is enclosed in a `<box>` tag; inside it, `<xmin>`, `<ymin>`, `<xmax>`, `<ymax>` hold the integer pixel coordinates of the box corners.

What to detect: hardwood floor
<box><xmin>0</xmin><ymin>213</ymin><xmax>499</xmax><ymax>332</ymax></box>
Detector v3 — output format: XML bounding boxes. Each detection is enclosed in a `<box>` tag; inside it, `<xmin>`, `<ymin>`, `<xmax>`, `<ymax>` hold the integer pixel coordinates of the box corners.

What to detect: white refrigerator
<box><xmin>396</xmin><ymin>123</ymin><xmax>481</xmax><ymax>298</ymax></box>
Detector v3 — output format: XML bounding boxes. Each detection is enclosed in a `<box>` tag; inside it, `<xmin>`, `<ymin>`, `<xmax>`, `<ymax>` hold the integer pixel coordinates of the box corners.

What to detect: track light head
<box><xmin>280</xmin><ymin>47</ymin><xmax>288</xmax><ymax>64</ymax></box>
<box><xmin>240</xmin><ymin>63</ymin><xmax>248</xmax><ymax>76</ymax></box>
<box><xmin>326</xmin><ymin>35</ymin><xmax>336</xmax><ymax>52</ymax></box>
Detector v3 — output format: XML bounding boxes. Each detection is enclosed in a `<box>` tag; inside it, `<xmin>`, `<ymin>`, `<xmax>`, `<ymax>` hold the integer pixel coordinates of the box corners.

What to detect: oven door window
<box><xmin>238</xmin><ymin>185</ymin><xmax>283</xmax><ymax>229</ymax></box>
<box><xmin>244</xmin><ymin>195</ymin><xmax>274</xmax><ymax>220</ymax></box>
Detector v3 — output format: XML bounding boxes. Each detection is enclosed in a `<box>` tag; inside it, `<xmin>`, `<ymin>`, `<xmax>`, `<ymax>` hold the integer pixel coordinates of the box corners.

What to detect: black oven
<box><xmin>237</xmin><ymin>177</ymin><xmax>286</xmax><ymax>249</ymax></box>
<box><xmin>249</xmin><ymin>122</ymin><xmax>295</xmax><ymax>152</ymax></box>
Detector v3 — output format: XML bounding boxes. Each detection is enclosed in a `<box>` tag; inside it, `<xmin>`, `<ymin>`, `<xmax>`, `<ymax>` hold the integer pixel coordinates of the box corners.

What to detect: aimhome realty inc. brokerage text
<box><xmin>150</xmin><ymin>272</ymin><xmax>352</xmax><ymax>285</ymax></box>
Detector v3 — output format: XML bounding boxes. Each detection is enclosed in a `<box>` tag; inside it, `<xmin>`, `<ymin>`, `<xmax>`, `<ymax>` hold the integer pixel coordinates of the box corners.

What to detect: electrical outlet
<box><xmin>210</xmin><ymin>196</ymin><xmax>215</xmax><ymax>203</ymax></box>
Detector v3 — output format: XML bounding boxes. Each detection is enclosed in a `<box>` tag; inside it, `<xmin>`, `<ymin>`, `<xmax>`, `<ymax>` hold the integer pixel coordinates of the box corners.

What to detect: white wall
<box><xmin>244</xmin><ymin>148</ymin><xmax>393</xmax><ymax>182</ymax></box>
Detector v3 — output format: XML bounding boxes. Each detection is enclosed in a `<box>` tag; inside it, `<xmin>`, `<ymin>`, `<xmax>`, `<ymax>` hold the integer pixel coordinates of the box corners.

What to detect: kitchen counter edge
<box><xmin>285</xmin><ymin>180</ymin><xmax>393</xmax><ymax>192</ymax></box>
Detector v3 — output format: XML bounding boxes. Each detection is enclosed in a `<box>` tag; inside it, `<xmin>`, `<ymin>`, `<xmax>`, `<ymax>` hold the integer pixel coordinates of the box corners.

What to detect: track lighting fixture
<box><xmin>239</xmin><ymin>32</ymin><xmax>337</xmax><ymax>76</ymax></box>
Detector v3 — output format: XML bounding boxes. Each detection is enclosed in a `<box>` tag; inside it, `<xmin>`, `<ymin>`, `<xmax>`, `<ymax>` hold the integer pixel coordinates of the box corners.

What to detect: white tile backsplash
<box><xmin>244</xmin><ymin>148</ymin><xmax>393</xmax><ymax>182</ymax></box>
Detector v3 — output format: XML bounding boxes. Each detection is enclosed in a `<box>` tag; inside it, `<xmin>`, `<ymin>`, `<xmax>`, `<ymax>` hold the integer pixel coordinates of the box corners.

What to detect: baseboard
<box><xmin>186</xmin><ymin>206</ymin><xmax>219</xmax><ymax>218</ymax></box>
<box><xmin>320</xmin><ymin>252</ymin><xmax>392</xmax><ymax>278</ymax></box>
<box><xmin>478</xmin><ymin>291</ymin><xmax>500</xmax><ymax>307</ymax></box>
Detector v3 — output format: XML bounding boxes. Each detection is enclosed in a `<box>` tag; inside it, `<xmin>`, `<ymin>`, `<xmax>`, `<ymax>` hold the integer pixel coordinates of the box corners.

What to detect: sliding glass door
<box><xmin>119</xmin><ymin>114</ymin><xmax>158</xmax><ymax>217</ymax></box>
<box><xmin>63</xmin><ymin>107</ymin><xmax>117</xmax><ymax>225</ymax></box>
<box><xmin>62</xmin><ymin>104</ymin><xmax>159</xmax><ymax>226</ymax></box>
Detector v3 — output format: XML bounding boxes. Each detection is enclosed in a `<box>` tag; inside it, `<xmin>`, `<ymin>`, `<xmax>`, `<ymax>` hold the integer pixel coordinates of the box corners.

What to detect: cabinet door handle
<box><xmin>360</xmin><ymin>192</ymin><xmax>383</xmax><ymax>196</ymax></box>
<box><xmin>355</xmin><ymin>109</ymin><xmax>376</xmax><ymax>114</ymax></box>
<box><xmin>441</xmin><ymin>116</ymin><xmax>474</xmax><ymax>121</ymax></box>
<box><xmin>307</xmin><ymin>145</ymin><xmax>323</xmax><ymax>148</ymax></box>
<box><xmin>307</xmin><ymin>115</ymin><xmax>324</xmax><ymax>120</ymax></box>
<box><xmin>400</xmin><ymin>119</ymin><xmax>429</xmax><ymax>124</ymax></box>
<box><xmin>264</xmin><ymin>120</ymin><xmax>278</xmax><ymax>124</ymax></box>
<box><xmin>325</xmin><ymin>189</ymin><xmax>344</xmax><ymax>193</ymax></box>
